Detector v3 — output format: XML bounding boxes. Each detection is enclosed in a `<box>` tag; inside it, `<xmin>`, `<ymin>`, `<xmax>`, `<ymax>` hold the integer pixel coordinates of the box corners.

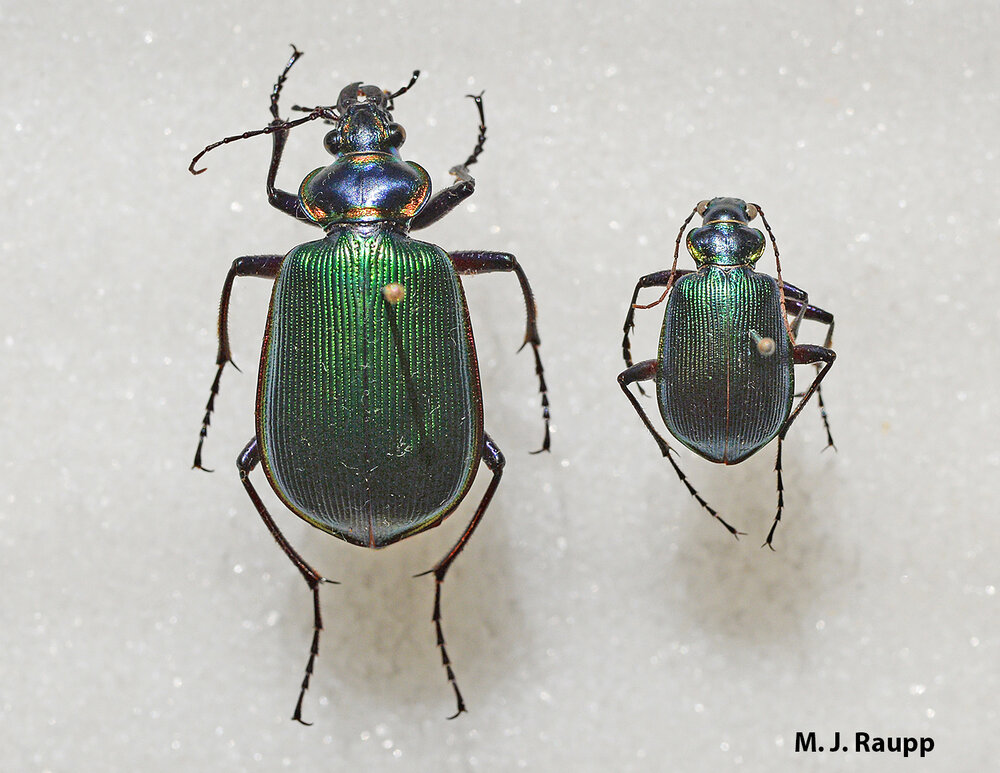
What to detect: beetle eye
<box><xmin>324</xmin><ymin>130</ymin><xmax>341</xmax><ymax>155</ymax></box>
<box><xmin>745</xmin><ymin>202</ymin><xmax>759</xmax><ymax>220</ymax></box>
<box><xmin>695</xmin><ymin>199</ymin><xmax>710</xmax><ymax>215</ymax></box>
<box><xmin>387</xmin><ymin>123</ymin><xmax>406</xmax><ymax>147</ymax></box>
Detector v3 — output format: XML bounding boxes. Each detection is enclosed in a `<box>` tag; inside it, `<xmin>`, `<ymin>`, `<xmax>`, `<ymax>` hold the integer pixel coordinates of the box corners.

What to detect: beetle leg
<box><xmin>621</xmin><ymin>269</ymin><xmax>693</xmax><ymax>395</ymax></box>
<box><xmin>265</xmin><ymin>47</ymin><xmax>322</xmax><ymax>226</ymax></box>
<box><xmin>450</xmin><ymin>251</ymin><xmax>550</xmax><ymax>453</ymax></box>
<box><xmin>764</xmin><ymin>438</ymin><xmax>786</xmax><ymax>550</ymax></box>
<box><xmin>416</xmin><ymin>433</ymin><xmax>505</xmax><ymax>718</ymax></box>
<box><xmin>764</xmin><ymin>344</ymin><xmax>837</xmax><ymax>549</ymax></box>
<box><xmin>783</xmin><ymin>297</ymin><xmax>837</xmax><ymax>451</ymax></box>
<box><xmin>265</xmin><ymin>124</ymin><xmax>315</xmax><ymax>224</ymax></box>
<box><xmin>193</xmin><ymin>255</ymin><xmax>283</xmax><ymax>472</ymax></box>
<box><xmin>618</xmin><ymin>361</ymin><xmax>743</xmax><ymax>539</ymax></box>
<box><xmin>410</xmin><ymin>93</ymin><xmax>487</xmax><ymax>231</ymax></box>
<box><xmin>784</xmin><ymin>344</ymin><xmax>837</xmax><ymax>438</ymax></box>
<box><xmin>237</xmin><ymin>438</ymin><xmax>338</xmax><ymax>725</ymax></box>
<box><xmin>408</xmin><ymin>164</ymin><xmax>474</xmax><ymax>231</ymax></box>
<box><xmin>780</xmin><ymin>282</ymin><xmax>809</xmax><ymax>339</ymax></box>
<box><xmin>621</xmin><ymin>206</ymin><xmax>700</xmax><ymax>392</ymax></box>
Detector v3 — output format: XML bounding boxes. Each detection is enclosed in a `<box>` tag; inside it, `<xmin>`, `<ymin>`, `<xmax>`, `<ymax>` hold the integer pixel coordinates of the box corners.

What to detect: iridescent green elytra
<box><xmin>258</xmin><ymin>227</ymin><xmax>483</xmax><ymax>548</ymax></box>
<box><xmin>657</xmin><ymin>243</ymin><xmax>793</xmax><ymax>464</ymax></box>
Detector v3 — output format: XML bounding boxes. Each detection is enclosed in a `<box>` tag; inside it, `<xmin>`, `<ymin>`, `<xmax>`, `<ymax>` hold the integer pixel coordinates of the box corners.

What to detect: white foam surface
<box><xmin>2</xmin><ymin>2</ymin><xmax>997</xmax><ymax>770</ymax></box>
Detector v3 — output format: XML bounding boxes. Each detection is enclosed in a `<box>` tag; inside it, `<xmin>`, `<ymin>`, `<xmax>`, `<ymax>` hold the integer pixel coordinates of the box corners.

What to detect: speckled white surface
<box><xmin>2</xmin><ymin>1</ymin><xmax>998</xmax><ymax>771</ymax></box>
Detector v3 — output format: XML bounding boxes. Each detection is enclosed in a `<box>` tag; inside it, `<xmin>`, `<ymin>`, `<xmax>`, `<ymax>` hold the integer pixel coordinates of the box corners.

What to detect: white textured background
<box><xmin>2</xmin><ymin>1</ymin><xmax>997</xmax><ymax>771</ymax></box>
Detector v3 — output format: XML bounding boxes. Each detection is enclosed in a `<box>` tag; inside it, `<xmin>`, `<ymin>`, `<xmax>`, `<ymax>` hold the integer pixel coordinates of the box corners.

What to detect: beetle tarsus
<box><xmin>289</xmin><ymin>582</ymin><xmax>327</xmax><ymax>726</ymax></box>
<box><xmin>814</xmin><ymin>377</ymin><xmax>837</xmax><ymax>451</ymax></box>
<box><xmin>418</xmin><ymin>434</ymin><xmax>504</xmax><ymax>718</ymax></box>
<box><xmin>429</xmin><ymin>575</ymin><xmax>468</xmax><ymax>720</ymax></box>
<box><xmin>408</xmin><ymin>94</ymin><xmax>485</xmax><ymax>230</ymax></box>
<box><xmin>271</xmin><ymin>45</ymin><xmax>304</xmax><ymax>119</ymax></box>
<box><xmin>192</xmin><ymin>428</ymin><xmax>214</xmax><ymax>473</ymax></box>
<box><xmin>458</xmin><ymin>91</ymin><xmax>487</xmax><ymax>170</ymax></box>
<box><xmin>763</xmin><ymin>438</ymin><xmax>786</xmax><ymax>550</ymax></box>
<box><xmin>762</xmin><ymin>343</ymin><xmax>837</xmax><ymax>548</ymax></box>
<box><xmin>192</xmin><ymin>362</ymin><xmax>226</xmax><ymax>470</ymax></box>
<box><xmin>525</xmin><ymin>339</ymin><xmax>551</xmax><ymax>454</ymax></box>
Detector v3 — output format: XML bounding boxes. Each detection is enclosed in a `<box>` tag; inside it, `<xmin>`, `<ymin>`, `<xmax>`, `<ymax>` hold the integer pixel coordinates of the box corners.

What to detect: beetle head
<box><xmin>695</xmin><ymin>197</ymin><xmax>758</xmax><ymax>225</ymax></box>
<box><xmin>322</xmin><ymin>83</ymin><xmax>401</xmax><ymax>155</ymax></box>
<box><xmin>687</xmin><ymin>197</ymin><xmax>766</xmax><ymax>266</ymax></box>
<box><xmin>322</xmin><ymin>73</ymin><xmax>418</xmax><ymax>157</ymax></box>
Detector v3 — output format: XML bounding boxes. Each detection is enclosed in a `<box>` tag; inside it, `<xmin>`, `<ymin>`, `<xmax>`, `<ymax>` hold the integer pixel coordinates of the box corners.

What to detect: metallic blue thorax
<box><xmin>298</xmin><ymin>87</ymin><xmax>431</xmax><ymax>227</ymax></box>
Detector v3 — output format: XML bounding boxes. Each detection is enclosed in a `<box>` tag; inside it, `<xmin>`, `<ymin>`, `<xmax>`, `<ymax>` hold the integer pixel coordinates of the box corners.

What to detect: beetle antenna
<box><xmin>387</xmin><ymin>70</ymin><xmax>421</xmax><ymax>108</ymax></box>
<box><xmin>633</xmin><ymin>205</ymin><xmax>699</xmax><ymax>311</ymax></box>
<box><xmin>751</xmin><ymin>203</ymin><xmax>794</xmax><ymax>342</ymax></box>
<box><xmin>291</xmin><ymin>103</ymin><xmax>340</xmax><ymax>126</ymax></box>
<box><xmin>189</xmin><ymin>110</ymin><xmax>331</xmax><ymax>175</ymax></box>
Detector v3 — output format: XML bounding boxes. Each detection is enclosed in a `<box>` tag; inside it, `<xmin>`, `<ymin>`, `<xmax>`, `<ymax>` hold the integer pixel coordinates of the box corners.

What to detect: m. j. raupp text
<box><xmin>795</xmin><ymin>731</ymin><xmax>934</xmax><ymax>758</ymax></box>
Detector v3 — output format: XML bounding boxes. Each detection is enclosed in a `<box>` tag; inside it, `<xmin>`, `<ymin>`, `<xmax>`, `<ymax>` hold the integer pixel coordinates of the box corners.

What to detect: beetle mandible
<box><xmin>619</xmin><ymin>197</ymin><xmax>835</xmax><ymax>548</ymax></box>
<box><xmin>190</xmin><ymin>46</ymin><xmax>550</xmax><ymax>723</ymax></box>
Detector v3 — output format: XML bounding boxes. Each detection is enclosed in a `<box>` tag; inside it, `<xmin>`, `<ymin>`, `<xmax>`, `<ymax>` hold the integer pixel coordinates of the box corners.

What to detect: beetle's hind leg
<box><xmin>764</xmin><ymin>343</ymin><xmax>837</xmax><ymax>550</ymax></box>
<box><xmin>416</xmin><ymin>433</ymin><xmax>505</xmax><ymax>718</ymax></box>
<box><xmin>237</xmin><ymin>437</ymin><xmax>337</xmax><ymax>725</ymax></box>
<box><xmin>193</xmin><ymin>255</ymin><xmax>282</xmax><ymax>471</ymax></box>
<box><xmin>618</xmin><ymin>361</ymin><xmax>742</xmax><ymax>539</ymax></box>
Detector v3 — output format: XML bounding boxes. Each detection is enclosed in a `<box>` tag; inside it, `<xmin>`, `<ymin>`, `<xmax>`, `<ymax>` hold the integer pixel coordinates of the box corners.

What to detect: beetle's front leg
<box><xmin>193</xmin><ymin>255</ymin><xmax>283</xmax><ymax>471</ymax></box>
<box><xmin>410</xmin><ymin>93</ymin><xmax>486</xmax><ymax>231</ymax></box>
<box><xmin>265</xmin><ymin>46</ymin><xmax>322</xmax><ymax>227</ymax></box>
<box><xmin>618</xmin><ymin>361</ymin><xmax>742</xmax><ymax>539</ymax></box>
<box><xmin>450</xmin><ymin>250</ymin><xmax>550</xmax><ymax>453</ymax></box>
<box><xmin>265</xmin><ymin>126</ymin><xmax>316</xmax><ymax>224</ymax></box>
<box><xmin>410</xmin><ymin>164</ymin><xmax>475</xmax><ymax>231</ymax></box>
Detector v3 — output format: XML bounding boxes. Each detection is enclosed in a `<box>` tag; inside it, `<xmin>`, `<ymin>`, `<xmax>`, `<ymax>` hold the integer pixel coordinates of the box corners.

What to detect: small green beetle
<box><xmin>620</xmin><ymin>197</ymin><xmax>835</xmax><ymax>548</ymax></box>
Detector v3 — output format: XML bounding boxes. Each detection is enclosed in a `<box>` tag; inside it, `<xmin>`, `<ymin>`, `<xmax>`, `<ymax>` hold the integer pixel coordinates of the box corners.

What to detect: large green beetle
<box><xmin>620</xmin><ymin>197</ymin><xmax>835</xmax><ymax>548</ymax></box>
<box><xmin>190</xmin><ymin>48</ymin><xmax>549</xmax><ymax>723</ymax></box>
